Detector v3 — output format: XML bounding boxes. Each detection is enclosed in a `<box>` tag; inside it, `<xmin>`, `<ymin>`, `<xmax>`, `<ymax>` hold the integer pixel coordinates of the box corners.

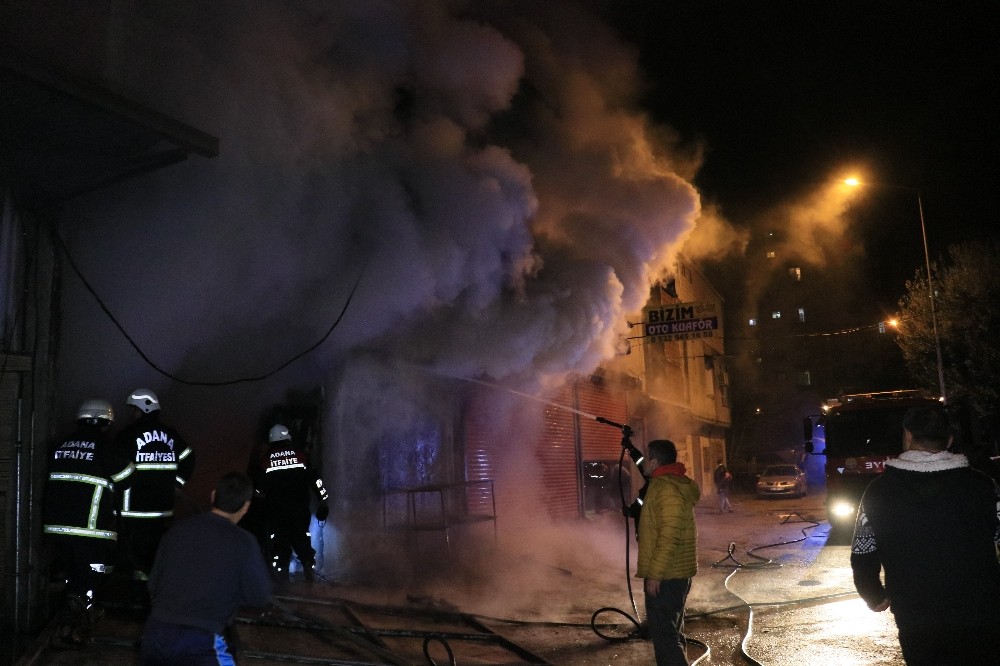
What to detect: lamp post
<box><xmin>844</xmin><ymin>178</ymin><xmax>946</xmax><ymax>401</ymax></box>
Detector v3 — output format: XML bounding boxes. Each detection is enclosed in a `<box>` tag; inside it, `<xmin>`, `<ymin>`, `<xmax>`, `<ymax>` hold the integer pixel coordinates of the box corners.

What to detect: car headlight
<box><xmin>830</xmin><ymin>500</ymin><xmax>855</xmax><ymax>518</ymax></box>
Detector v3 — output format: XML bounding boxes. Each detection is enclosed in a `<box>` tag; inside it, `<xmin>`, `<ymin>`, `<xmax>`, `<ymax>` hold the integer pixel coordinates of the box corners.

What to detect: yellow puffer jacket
<box><xmin>636</xmin><ymin>470</ymin><xmax>700</xmax><ymax>581</ymax></box>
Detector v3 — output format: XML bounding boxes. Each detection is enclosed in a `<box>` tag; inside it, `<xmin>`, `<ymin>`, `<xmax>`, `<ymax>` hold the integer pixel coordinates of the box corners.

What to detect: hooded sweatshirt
<box><xmin>636</xmin><ymin>462</ymin><xmax>701</xmax><ymax>581</ymax></box>
<box><xmin>851</xmin><ymin>449</ymin><xmax>1000</xmax><ymax>627</ymax></box>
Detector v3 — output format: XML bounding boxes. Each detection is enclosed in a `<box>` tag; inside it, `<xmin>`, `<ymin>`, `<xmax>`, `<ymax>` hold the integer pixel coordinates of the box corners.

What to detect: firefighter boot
<box><xmin>50</xmin><ymin>595</ymin><xmax>88</xmax><ymax>650</ymax></box>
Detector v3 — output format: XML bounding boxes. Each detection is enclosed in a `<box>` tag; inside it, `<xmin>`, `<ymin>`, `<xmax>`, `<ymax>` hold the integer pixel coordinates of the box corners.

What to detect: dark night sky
<box><xmin>608</xmin><ymin>1</ymin><xmax>999</xmax><ymax>249</ymax></box>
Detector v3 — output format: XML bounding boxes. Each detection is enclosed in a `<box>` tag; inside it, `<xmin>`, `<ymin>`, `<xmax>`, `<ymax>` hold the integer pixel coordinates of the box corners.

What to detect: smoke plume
<box><xmin>6</xmin><ymin>0</ymin><xmax>706</xmax><ymax>422</ymax></box>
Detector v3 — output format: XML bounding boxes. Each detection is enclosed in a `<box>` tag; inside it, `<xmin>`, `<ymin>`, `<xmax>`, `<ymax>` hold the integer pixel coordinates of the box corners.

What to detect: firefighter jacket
<box><xmin>254</xmin><ymin>443</ymin><xmax>328</xmax><ymax>514</ymax></box>
<box><xmin>43</xmin><ymin>424</ymin><xmax>135</xmax><ymax>540</ymax></box>
<box><xmin>114</xmin><ymin>413</ymin><xmax>195</xmax><ymax>519</ymax></box>
<box><xmin>636</xmin><ymin>463</ymin><xmax>700</xmax><ymax>581</ymax></box>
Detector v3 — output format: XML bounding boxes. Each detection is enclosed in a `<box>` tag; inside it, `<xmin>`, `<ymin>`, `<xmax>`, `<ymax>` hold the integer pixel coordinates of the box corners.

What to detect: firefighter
<box><xmin>43</xmin><ymin>399</ymin><xmax>135</xmax><ymax>649</ymax></box>
<box><xmin>113</xmin><ymin>388</ymin><xmax>196</xmax><ymax>588</ymax></box>
<box><xmin>255</xmin><ymin>423</ymin><xmax>329</xmax><ymax>582</ymax></box>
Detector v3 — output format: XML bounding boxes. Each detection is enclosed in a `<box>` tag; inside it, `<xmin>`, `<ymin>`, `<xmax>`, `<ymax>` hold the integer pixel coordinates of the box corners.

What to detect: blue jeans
<box><xmin>718</xmin><ymin>489</ymin><xmax>732</xmax><ymax>512</ymax></box>
<box><xmin>645</xmin><ymin>578</ymin><xmax>691</xmax><ymax>665</ymax></box>
<box><xmin>139</xmin><ymin>618</ymin><xmax>235</xmax><ymax>666</ymax></box>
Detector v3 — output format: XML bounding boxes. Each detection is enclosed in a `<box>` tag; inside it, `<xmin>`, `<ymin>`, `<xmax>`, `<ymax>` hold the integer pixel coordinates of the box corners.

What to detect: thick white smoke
<box><xmin>17</xmin><ymin>0</ymin><xmax>706</xmax><ymax>414</ymax></box>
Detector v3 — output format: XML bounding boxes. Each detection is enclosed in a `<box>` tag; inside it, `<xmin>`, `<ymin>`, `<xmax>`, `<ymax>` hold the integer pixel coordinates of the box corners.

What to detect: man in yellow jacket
<box><xmin>636</xmin><ymin>439</ymin><xmax>700</xmax><ymax>665</ymax></box>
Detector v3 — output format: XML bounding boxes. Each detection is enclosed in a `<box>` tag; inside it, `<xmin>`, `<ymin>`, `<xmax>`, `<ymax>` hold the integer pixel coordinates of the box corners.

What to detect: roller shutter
<box><xmin>528</xmin><ymin>385</ymin><xmax>574</xmax><ymax>520</ymax></box>
<box><xmin>463</xmin><ymin>380</ymin><xmax>630</xmax><ymax>521</ymax></box>
<box><xmin>576</xmin><ymin>380</ymin><xmax>628</xmax><ymax>460</ymax></box>
<box><xmin>462</xmin><ymin>396</ymin><xmax>497</xmax><ymax>515</ymax></box>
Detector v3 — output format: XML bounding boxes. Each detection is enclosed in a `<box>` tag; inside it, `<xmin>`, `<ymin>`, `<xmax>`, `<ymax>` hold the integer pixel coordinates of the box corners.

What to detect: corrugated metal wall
<box><xmin>535</xmin><ymin>385</ymin><xmax>579</xmax><ymax>520</ymax></box>
<box><xmin>576</xmin><ymin>380</ymin><xmax>628</xmax><ymax>460</ymax></box>
<box><xmin>462</xmin><ymin>403</ymin><xmax>497</xmax><ymax>515</ymax></box>
<box><xmin>463</xmin><ymin>380</ymin><xmax>629</xmax><ymax>521</ymax></box>
<box><xmin>1</xmin><ymin>203</ymin><xmax>59</xmax><ymax>634</ymax></box>
<box><xmin>0</xmin><ymin>369</ymin><xmax>13</xmax><ymax>623</ymax></box>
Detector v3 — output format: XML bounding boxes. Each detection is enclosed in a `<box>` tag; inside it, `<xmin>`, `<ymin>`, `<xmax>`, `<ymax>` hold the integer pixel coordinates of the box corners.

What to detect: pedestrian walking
<box><xmin>713</xmin><ymin>460</ymin><xmax>733</xmax><ymax>513</ymax></box>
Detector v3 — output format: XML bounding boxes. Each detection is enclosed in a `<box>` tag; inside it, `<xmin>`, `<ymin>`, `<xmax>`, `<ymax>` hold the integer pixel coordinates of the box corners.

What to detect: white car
<box><xmin>756</xmin><ymin>464</ymin><xmax>808</xmax><ymax>498</ymax></box>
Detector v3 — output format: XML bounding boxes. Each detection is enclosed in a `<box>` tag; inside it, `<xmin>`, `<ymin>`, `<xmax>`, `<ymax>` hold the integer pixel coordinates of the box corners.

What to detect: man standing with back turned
<box><xmin>141</xmin><ymin>472</ymin><xmax>271</xmax><ymax>665</ymax></box>
<box><xmin>851</xmin><ymin>405</ymin><xmax>1000</xmax><ymax>664</ymax></box>
<box><xmin>254</xmin><ymin>424</ymin><xmax>329</xmax><ymax>583</ymax></box>
<box><xmin>43</xmin><ymin>399</ymin><xmax>135</xmax><ymax>648</ymax></box>
<box><xmin>115</xmin><ymin>388</ymin><xmax>196</xmax><ymax>586</ymax></box>
<box><xmin>636</xmin><ymin>439</ymin><xmax>700</xmax><ymax>666</ymax></box>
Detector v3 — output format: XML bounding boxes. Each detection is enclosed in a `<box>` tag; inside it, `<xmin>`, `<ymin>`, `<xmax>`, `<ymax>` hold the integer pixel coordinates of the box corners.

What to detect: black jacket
<box><xmin>254</xmin><ymin>443</ymin><xmax>328</xmax><ymax>515</ymax></box>
<box><xmin>851</xmin><ymin>450</ymin><xmax>1000</xmax><ymax>627</ymax></box>
<box><xmin>114</xmin><ymin>413</ymin><xmax>195</xmax><ymax>518</ymax></box>
<box><xmin>43</xmin><ymin>424</ymin><xmax>135</xmax><ymax>540</ymax></box>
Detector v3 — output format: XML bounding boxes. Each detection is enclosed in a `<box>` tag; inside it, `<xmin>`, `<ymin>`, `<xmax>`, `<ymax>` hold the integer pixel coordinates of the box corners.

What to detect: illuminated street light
<box><xmin>843</xmin><ymin>178</ymin><xmax>946</xmax><ymax>401</ymax></box>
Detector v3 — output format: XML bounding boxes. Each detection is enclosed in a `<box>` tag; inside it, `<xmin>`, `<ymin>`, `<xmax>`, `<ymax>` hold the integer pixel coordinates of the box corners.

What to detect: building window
<box><xmin>878</xmin><ymin>321</ymin><xmax>887</xmax><ymax>333</ymax></box>
<box><xmin>766</xmin><ymin>251</ymin><xmax>776</xmax><ymax>259</ymax></box>
<box><xmin>789</xmin><ymin>267</ymin><xmax>801</xmax><ymax>281</ymax></box>
<box><xmin>798</xmin><ymin>307</ymin><xmax>806</xmax><ymax>322</ymax></box>
<box><xmin>748</xmin><ymin>318</ymin><xmax>757</xmax><ymax>326</ymax></box>
<box><xmin>772</xmin><ymin>311</ymin><xmax>781</xmax><ymax>319</ymax></box>
<box><xmin>797</xmin><ymin>370</ymin><xmax>812</xmax><ymax>386</ymax></box>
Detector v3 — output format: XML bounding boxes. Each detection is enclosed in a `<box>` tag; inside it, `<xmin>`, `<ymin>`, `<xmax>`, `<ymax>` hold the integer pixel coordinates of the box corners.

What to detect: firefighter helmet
<box><xmin>77</xmin><ymin>399</ymin><xmax>114</xmax><ymax>425</ymax></box>
<box><xmin>269</xmin><ymin>424</ymin><xmax>292</xmax><ymax>444</ymax></box>
<box><xmin>126</xmin><ymin>389</ymin><xmax>160</xmax><ymax>413</ymax></box>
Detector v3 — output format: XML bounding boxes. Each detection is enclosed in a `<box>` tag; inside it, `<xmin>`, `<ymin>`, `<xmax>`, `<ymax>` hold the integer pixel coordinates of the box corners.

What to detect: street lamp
<box><xmin>843</xmin><ymin>178</ymin><xmax>946</xmax><ymax>401</ymax></box>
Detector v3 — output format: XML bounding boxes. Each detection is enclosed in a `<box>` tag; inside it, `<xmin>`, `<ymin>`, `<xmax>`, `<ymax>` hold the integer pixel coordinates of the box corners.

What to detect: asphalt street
<box><xmin>15</xmin><ymin>490</ymin><xmax>905</xmax><ymax>665</ymax></box>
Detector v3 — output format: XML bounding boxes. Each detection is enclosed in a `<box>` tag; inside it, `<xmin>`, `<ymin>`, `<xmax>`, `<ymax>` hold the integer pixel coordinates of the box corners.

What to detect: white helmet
<box><xmin>77</xmin><ymin>399</ymin><xmax>114</xmax><ymax>425</ymax></box>
<box><xmin>268</xmin><ymin>424</ymin><xmax>292</xmax><ymax>444</ymax></box>
<box><xmin>126</xmin><ymin>389</ymin><xmax>160</xmax><ymax>413</ymax></box>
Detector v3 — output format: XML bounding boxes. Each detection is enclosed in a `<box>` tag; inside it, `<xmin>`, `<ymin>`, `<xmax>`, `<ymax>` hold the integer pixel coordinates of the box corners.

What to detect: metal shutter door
<box><xmin>536</xmin><ymin>385</ymin><xmax>579</xmax><ymax>520</ymax></box>
<box><xmin>576</xmin><ymin>380</ymin><xmax>628</xmax><ymax>460</ymax></box>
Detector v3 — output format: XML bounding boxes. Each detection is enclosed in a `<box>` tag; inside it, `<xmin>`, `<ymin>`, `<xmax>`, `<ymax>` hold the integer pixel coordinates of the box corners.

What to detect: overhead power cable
<box><xmin>53</xmin><ymin>223</ymin><xmax>363</xmax><ymax>386</ymax></box>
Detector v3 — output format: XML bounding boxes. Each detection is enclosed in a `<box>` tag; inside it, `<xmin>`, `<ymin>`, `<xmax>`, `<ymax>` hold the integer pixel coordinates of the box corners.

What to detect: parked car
<box><xmin>756</xmin><ymin>464</ymin><xmax>808</xmax><ymax>498</ymax></box>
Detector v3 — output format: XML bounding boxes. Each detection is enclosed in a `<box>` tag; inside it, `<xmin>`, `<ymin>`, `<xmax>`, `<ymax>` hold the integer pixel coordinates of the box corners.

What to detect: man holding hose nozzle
<box><xmin>635</xmin><ymin>439</ymin><xmax>700</xmax><ymax>666</ymax></box>
<box><xmin>618</xmin><ymin>426</ymin><xmax>648</xmax><ymax>536</ymax></box>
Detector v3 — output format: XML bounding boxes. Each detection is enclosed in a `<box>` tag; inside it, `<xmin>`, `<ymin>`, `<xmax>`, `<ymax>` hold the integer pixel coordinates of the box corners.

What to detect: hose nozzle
<box><xmin>596</xmin><ymin>416</ymin><xmax>632</xmax><ymax>438</ymax></box>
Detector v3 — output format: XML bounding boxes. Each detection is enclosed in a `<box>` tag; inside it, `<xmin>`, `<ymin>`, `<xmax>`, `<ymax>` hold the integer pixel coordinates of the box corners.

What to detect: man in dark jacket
<box><xmin>140</xmin><ymin>472</ymin><xmax>271</xmax><ymax>665</ymax></box>
<box><xmin>851</xmin><ymin>405</ymin><xmax>1000</xmax><ymax>664</ymax></box>
<box><xmin>43</xmin><ymin>399</ymin><xmax>135</xmax><ymax>648</ymax></box>
<box><xmin>254</xmin><ymin>424</ymin><xmax>328</xmax><ymax>582</ymax></box>
<box><xmin>114</xmin><ymin>388</ymin><xmax>196</xmax><ymax>584</ymax></box>
<box><xmin>712</xmin><ymin>460</ymin><xmax>733</xmax><ymax>513</ymax></box>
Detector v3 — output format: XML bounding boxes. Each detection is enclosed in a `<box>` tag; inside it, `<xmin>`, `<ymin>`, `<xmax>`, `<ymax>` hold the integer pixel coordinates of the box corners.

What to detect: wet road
<box><xmin>682</xmin><ymin>493</ymin><xmax>904</xmax><ymax>665</ymax></box>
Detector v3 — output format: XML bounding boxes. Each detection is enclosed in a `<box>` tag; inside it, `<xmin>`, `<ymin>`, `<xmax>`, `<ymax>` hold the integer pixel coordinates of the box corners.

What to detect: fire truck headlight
<box><xmin>830</xmin><ymin>500</ymin><xmax>856</xmax><ymax>519</ymax></box>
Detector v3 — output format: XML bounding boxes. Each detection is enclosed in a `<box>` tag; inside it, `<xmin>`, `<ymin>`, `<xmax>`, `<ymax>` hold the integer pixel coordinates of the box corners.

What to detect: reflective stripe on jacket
<box><xmin>43</xmin><ymin>426</ymin><xmax>133</xmax><ymax>540</ymax></box>
<box><xmin>115</xmin><ymin>413</ymin><xmax>195</xmax><ymax>518</ymax></box>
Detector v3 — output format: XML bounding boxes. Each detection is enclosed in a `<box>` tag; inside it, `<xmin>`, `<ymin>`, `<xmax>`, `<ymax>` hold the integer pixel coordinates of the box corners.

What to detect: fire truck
<box><xmin>803</xmin><ymin>389</ymin><xmax>941</xmax><ymax>530</ymax></box>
